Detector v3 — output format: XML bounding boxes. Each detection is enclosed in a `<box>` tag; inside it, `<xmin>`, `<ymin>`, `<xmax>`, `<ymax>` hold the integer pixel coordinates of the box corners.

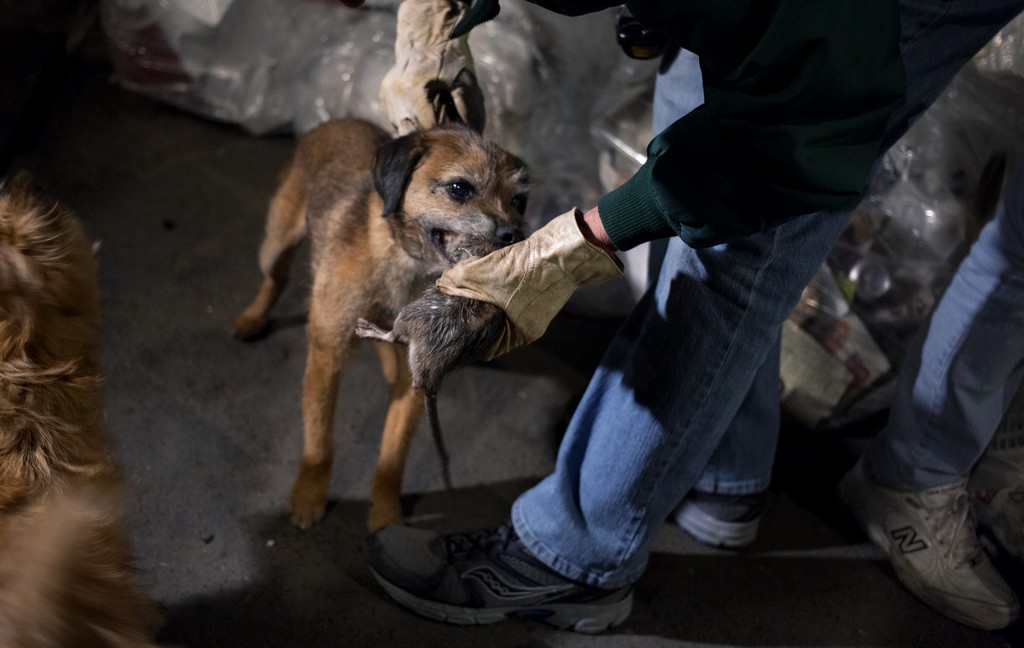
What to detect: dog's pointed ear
<box><xmin>372</xmin><ymin>132</ymin><xmax>426</xmax><ymax>219</ymax></box>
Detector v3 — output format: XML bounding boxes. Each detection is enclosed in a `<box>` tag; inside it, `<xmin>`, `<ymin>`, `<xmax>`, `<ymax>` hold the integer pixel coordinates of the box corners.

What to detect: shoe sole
<box><xmin>672</xmin><ymin>501</ymin><xmax>759</xmax><ymax>548</ymax></box>
<box><xmin>370</xmin><ymin>567</ymin><xmax>633</xmax><ymax>633</ymax></box>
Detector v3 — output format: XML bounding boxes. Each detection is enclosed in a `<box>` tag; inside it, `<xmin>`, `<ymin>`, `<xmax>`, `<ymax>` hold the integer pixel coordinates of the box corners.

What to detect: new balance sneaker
<box><xmin>670</xmin><ymin>490</ymin><xmax>764</xmax><ymax>548</ymax></box>
<box><xmin>368</xmin><ymin>523</ymin><xmax>633</xmax><ymax>633</ymax></box>
<box><xmin>838</xmin><ymin>458</ymin><xmax>1020</xmax><ymax>630</ymax></box>
<box><xmin>970</xmin><ymin>442</ymin><xmax>1024</xmax><ymax>570</ymax></box>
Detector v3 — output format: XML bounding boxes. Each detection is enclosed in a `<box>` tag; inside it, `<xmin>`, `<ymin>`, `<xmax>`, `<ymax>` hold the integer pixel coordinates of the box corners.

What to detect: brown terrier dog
<box><xmin>0</xmin><ymin>173</ymin><xmax>160</xmax><ymax>647</ymax></box>
<box><xmin>233</xmin><ymin>118</ymin><xmax>529</xmax><ymax>530</ymax></box>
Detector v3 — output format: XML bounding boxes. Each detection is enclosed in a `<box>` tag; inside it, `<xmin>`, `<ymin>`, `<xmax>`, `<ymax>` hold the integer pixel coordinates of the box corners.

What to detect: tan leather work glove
<box><xmin>436</xmin><ymin>208</ymin><xmax>624</xmax><ymax>358</ymax></box>
<box><xmin>380</xmin><ymin>0</ymin><xmax>486</xmax><ymax>134</ymax></box>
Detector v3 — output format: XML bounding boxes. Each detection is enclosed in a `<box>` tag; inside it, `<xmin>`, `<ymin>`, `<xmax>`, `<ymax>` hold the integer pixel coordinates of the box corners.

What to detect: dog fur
<box><xmin>233</xmin><ymin>117</ymin><xmax>529</xmax><ymax>530</ymax></box>
<box><xmin>0</xmin><ymin>173</ymin><xmax>159</xmax><ymax>647</ymax></box>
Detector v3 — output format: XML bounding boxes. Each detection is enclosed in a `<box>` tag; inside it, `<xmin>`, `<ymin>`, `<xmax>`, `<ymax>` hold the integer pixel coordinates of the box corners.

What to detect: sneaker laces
<box><xmin>444</xmin><ymin>524</ymin><xmax>516</xmax><ymax>562</ymax></box>
<box><xmin>926</xmin><ymin>491</ymin><xmax>982</xmax><ymax>570</ymax></box>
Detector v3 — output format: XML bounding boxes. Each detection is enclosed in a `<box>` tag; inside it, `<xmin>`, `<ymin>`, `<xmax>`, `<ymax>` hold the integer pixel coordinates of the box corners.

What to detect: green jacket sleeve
<box><xmin>600</xmin><ymin>0</ymin><xmax>906</xmax><ymax>249</ymax></box>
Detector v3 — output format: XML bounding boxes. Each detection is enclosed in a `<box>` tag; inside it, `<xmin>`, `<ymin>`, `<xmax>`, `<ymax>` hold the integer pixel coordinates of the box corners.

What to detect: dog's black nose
<box><xmin>496</xmin><ymin>226</ymin><xmax>524</xmax><ymax>246</ymax></box>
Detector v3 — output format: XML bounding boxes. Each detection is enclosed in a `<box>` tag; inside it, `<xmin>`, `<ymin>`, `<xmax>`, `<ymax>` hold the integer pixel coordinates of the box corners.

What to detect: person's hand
<box><xmin>380</xmin><ymin>0</ymin><xmax>486</xmax><ymax>134</ymax></box>
<box><xmin>435</xmin><ymin>208</ymin><xmax>624</xmax><ymax>358</ymax></box>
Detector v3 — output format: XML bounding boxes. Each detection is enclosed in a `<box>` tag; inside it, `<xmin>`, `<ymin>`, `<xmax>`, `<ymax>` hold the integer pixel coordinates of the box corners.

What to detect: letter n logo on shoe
<box><xmin>889</xmin><ymin>526</ymin><xmax>928</xmax><ymax>554</ymax></box>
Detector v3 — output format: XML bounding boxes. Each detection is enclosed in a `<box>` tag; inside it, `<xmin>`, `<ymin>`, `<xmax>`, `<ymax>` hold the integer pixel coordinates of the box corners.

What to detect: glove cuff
<box><xmin>539</xmin><ymin>208</ymin><xmax>624</xmax><ymax>286</ymax></box>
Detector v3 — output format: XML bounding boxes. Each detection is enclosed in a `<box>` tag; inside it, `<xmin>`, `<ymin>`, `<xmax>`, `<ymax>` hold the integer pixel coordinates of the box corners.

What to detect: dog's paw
<box><xmin>289</xmin><ymin>469</ymin><xmax>330</xmax><ymax>529</ymax></box>
<box><xmin>367</xmin><ymin>499</ymin><xmax>403</xmax><ymax>532</ymax></box>
<box><xmin>289</xmin><ymin>495</ymin><xmax>327</xmax><ymax>530</ymax></box>
<box><xmin>290</xmin><ymin>503</ymin><xmax>326</xmax><ymax>530</ymax></box>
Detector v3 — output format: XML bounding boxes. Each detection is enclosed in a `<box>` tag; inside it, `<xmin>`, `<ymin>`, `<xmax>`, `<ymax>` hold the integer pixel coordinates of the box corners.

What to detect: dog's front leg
<box><xmin>290</xmin><ymin>326</ymin><xmax>348</xmax><ymax>529</ymax></box>
<box><xmin>368</xmin><ymin>341</ymin><xmax>426</xmax><ymax>531</ymax></box>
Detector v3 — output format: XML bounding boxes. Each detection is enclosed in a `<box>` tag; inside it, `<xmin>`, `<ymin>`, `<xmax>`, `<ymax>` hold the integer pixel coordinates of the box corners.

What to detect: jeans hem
<box><xmin>691</xmin><ymin>477</ymin><xmax>770</xmax><ymax>496</ymax></box>
<box><xmin>512</xmin><ymin>500</ymin><xmax>643</xmax><ymax>590</ymax></box>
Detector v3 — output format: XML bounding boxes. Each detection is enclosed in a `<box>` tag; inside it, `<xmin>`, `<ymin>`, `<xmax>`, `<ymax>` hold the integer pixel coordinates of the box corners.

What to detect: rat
<box><xmin>354</xmin><ymin>284</ymin><xmax>508</xmax><ymax>490</ymax></box>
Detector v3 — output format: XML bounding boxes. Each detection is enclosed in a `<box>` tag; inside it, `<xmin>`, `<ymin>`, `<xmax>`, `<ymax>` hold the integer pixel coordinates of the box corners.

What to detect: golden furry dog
<box><xmin>233</xmin><ymin>117</ymin><xmax>529</xmax><ymax>531</ymax></box>
<box><xmin>0</xmin><ymin>173</ymin><xmax>159</xmax><ymax>648</ymax></box>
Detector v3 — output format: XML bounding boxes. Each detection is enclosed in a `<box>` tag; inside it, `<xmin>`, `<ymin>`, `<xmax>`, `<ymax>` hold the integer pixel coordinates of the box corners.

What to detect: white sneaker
<box><xmin>970</xmin><ymin>442</ymin><xmax>1024</xmax><ymax>570</ymax></box>
<box><xmin>671</xmin><ymin>490</ymin><xmax>763</xmax><ymax>549</ymax></box>
<box><xmin>839</xmin><ymin>458</ymin><xmax>1020</xmax><ymax>630</ymax></box>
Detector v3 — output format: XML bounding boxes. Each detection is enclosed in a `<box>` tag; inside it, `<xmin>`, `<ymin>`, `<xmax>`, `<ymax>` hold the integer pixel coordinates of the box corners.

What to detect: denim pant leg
<box><xmin>692</xmin><ymin>338</ymin><xmax>781</xmax><ymax>495</ymax></box>
<box><xmin>513</xmin><ymin>214</ymin><xmax>851</xmax><ymax>588</ymax></box>
<box><xmin>866</xmin><ymin>159</ymin><xmax>1024</xmax><ymax>491</ymax></box>
<box><xmin>653</xmin><ymin>47</ymin><xmax>779</xmax><ymax>496</ymax></box>
<box><xmin>513</xmin><ymin>0</ymin><xmax>1022</xmax><ymax>589</ymax></box>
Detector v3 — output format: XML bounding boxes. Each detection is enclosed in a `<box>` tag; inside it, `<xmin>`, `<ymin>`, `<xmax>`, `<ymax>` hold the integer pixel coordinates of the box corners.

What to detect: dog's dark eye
<box><xmin>511</xmin><ymin>193</ymin><xmax>528</xmax><ymax>215</ymax></box>
<box><xmin>445</xmin><ymin>181</ymin><xmax>475</xmax><ymax>202</ymax></box>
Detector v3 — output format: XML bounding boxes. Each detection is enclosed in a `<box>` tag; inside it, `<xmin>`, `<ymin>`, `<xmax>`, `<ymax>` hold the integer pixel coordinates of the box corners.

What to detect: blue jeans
<box><xmin>513</xmin><ymin>0</ymin><xmax>1024</xmax><ymax>589</ymax></box>
<box><xmin>866</xmin><ymin>158</ymin><xmax>1024</xmax><ymax>491</ymax></box>
<box><xmin>652</xmin><ymin>49</ymin><xmax>781</xmax><ymax>498</ymax></box>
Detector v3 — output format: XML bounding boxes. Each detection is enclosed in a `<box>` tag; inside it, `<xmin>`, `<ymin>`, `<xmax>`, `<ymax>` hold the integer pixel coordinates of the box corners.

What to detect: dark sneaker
<box><xmin>368</xmin><ymin>523</ymin><xmax>633</xmax><ymax>633</ymax></box>
<box><xmin>671</xmin><ymin>490</ymin><xmax>764</xmax><ymax>548</ymax></box>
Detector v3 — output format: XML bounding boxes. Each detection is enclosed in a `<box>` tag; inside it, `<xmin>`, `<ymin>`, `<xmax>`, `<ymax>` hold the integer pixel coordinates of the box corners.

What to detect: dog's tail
<box><xmin>0</xmin><ymin>486</ymin><xmax>162</xmax><ymax>648</ymax></box>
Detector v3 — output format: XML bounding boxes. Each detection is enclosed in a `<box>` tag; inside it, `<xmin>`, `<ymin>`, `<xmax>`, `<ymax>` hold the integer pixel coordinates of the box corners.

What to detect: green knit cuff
<box><xmin>597</xmin><ymin>161</ymin><xmax>676</xmax><ymax>251</ymax></box>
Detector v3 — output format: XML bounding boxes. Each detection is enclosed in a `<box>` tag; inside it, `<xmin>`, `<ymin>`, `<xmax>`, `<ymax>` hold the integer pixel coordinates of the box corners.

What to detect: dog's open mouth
<box><xmin>431</xmin><ymin>228</ymin><xmax>470</xmax><ymax>266</ymax></box>
<box><xmin>431</xmin><ymin>229</ymin><xmax>453</xmax><ymax>264</ymax></box>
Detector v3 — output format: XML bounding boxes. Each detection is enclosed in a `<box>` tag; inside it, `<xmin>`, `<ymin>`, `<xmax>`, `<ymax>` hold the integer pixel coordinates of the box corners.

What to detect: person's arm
<box><xmin>597</xmin><ymin>0</ymin><xmax>906</xmax><ymax>250</ymax></box>
<box><xmin>578</xmin><ymin>206</ymin><xmax>615</xmax><ymax>252</ymax></box>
